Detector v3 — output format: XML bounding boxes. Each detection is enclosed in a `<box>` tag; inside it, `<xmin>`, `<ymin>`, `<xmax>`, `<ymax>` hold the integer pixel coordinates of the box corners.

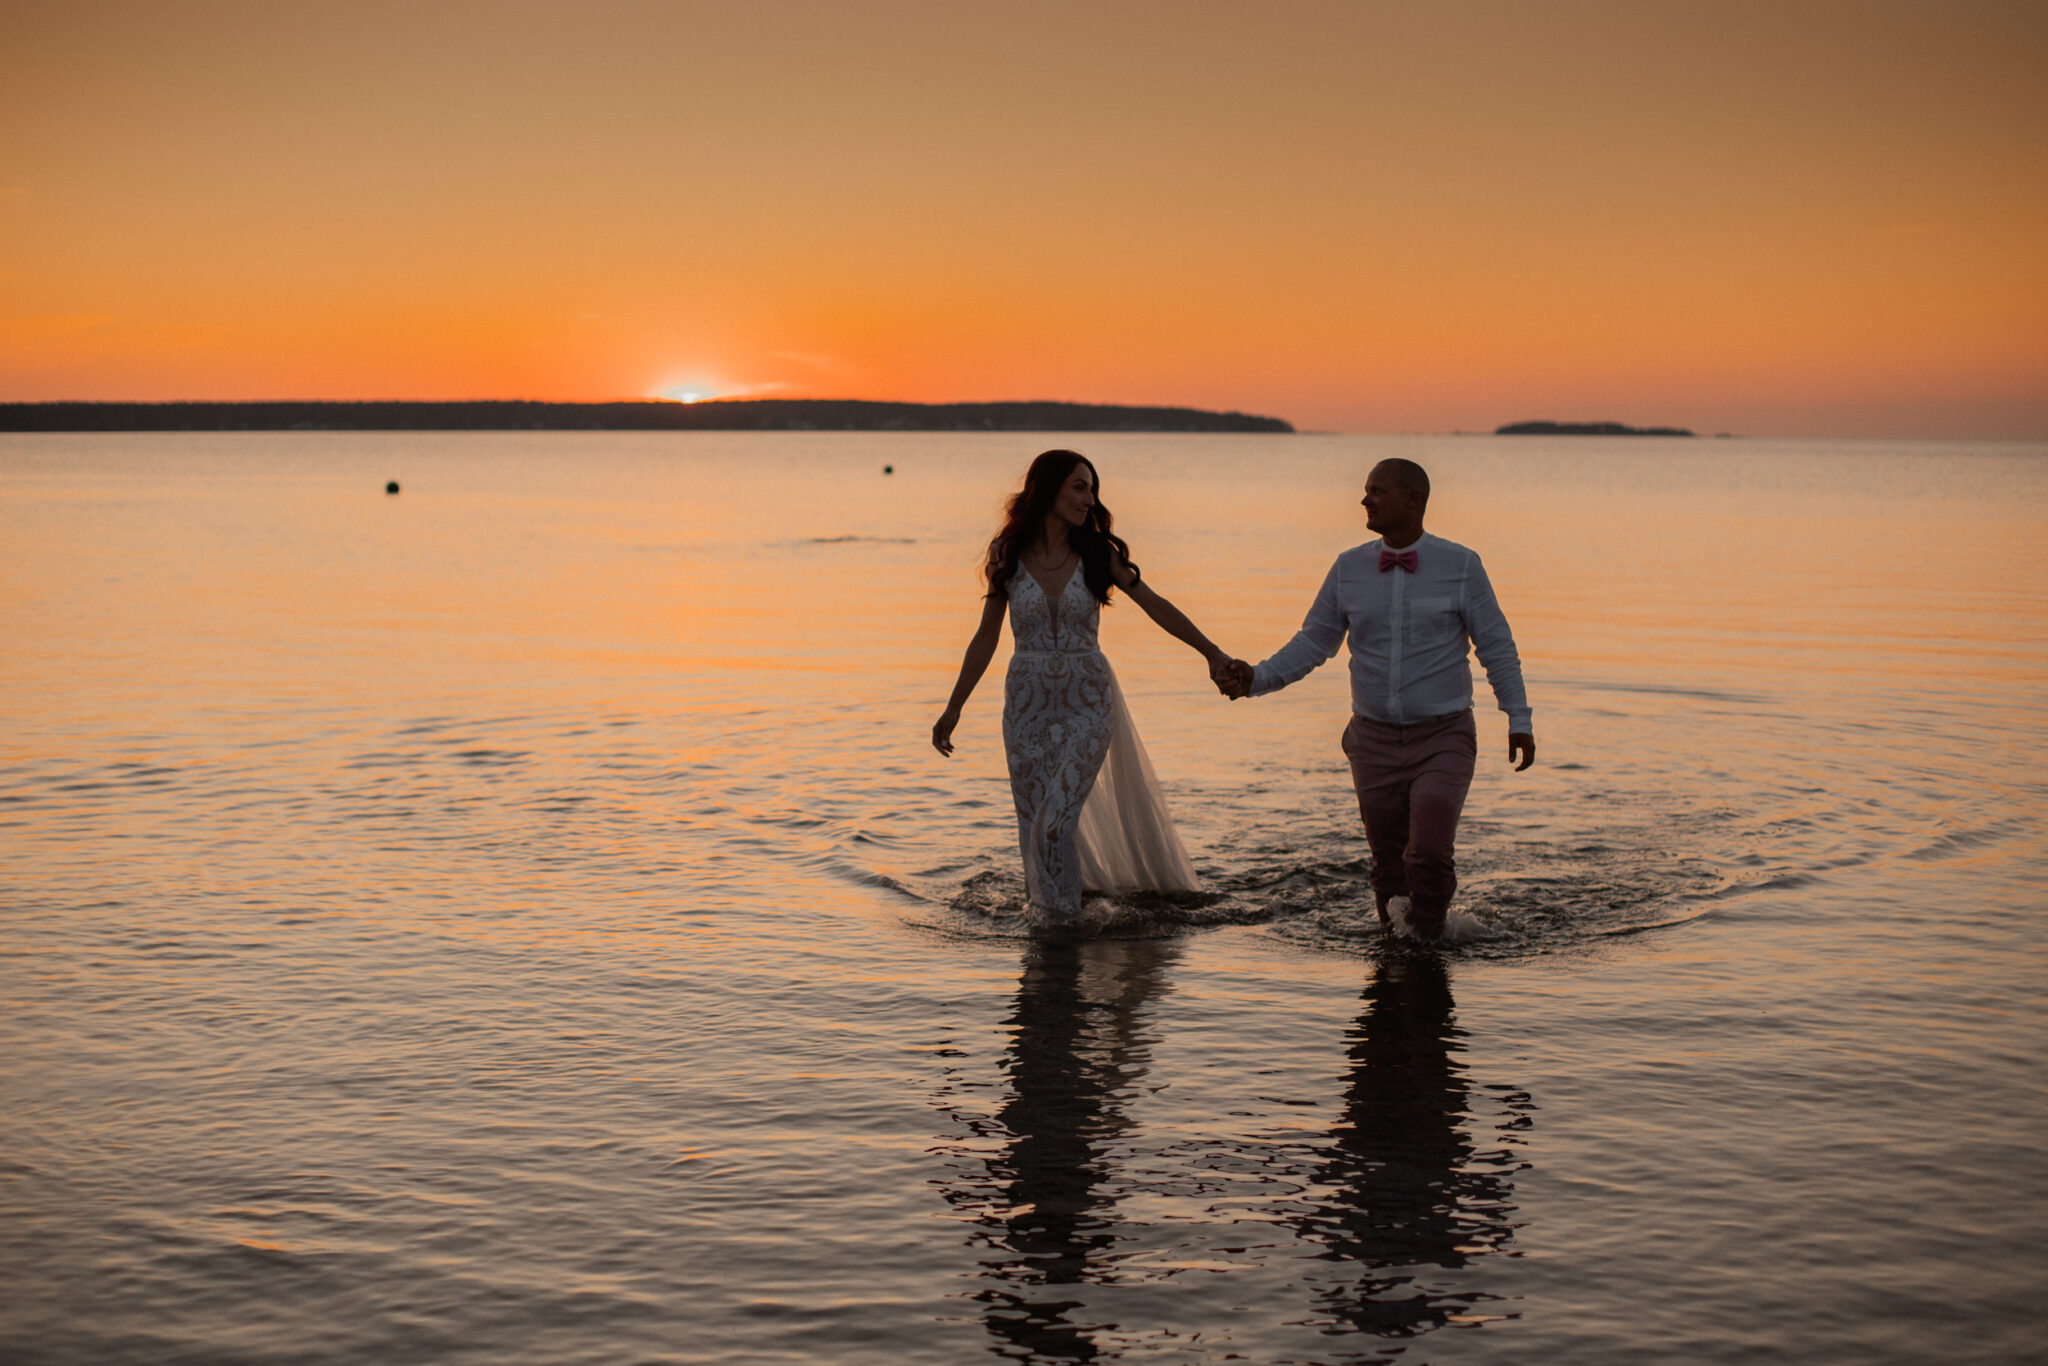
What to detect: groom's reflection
<box><xmin>951</xmin><ymin>935</ymin><xmax>1179</xmax><ymax>1363</ymax></box>
<box><xmin>1292</xmin><ymin>949</ymin><xmax>1526</xmax><ymax>1340</ymax></box>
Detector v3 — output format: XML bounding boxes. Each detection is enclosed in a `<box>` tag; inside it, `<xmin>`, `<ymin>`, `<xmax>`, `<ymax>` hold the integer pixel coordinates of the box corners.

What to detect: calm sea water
<box><xmin>3</xmin><ymin>431</ymin><xmax>2044</xmax><ymax>1365</ymax></box>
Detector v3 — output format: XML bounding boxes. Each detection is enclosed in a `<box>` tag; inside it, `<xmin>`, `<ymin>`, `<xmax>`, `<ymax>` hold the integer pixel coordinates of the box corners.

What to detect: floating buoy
<box><xmin>385</xmin><ymin>480</ymin><xmax>401</xmax><ymax>494</ymax></box>
<box><xmin>882</xmin><ymin>464</ymin><xmax>894</xmax><ymax>475</ymax></box>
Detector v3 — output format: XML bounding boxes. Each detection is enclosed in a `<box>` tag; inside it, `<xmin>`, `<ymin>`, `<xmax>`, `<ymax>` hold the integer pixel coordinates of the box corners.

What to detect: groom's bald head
<box><xmin>1373</xmin><ymin>458</ymin><xmax>1430</xmax><ymax>503</ymax></box>
<box><xmin>1362</xmin><ymin>459</ymin><xmax>1430</xmax><ymax>546</ymax></box>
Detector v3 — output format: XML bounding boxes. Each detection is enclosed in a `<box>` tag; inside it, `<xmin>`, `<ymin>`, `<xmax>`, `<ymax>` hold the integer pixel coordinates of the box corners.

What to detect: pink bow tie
<box><xmin>1379</xmin><ymin>549</ymin><xmax>1418</xmax><ymax>573</ymax></box>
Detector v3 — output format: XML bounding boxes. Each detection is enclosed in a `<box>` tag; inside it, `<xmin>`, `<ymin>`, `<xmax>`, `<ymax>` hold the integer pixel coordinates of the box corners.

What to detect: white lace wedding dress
<box><xmin>1002</xmin><ymin>562</ymin><xmax>1200</xmax><ymax>926</ymax></box>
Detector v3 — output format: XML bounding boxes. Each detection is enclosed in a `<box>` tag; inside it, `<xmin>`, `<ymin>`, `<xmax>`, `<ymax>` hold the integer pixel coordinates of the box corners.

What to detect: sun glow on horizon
<box><xmin>651</xmin><ymin>373</ymin><xmax>801</xmax><ymax>405</ymax></box>
<box><xmin>652</xmin><ymin>372</ymin><xmax>732</xmax><ymax>404</ymax></box>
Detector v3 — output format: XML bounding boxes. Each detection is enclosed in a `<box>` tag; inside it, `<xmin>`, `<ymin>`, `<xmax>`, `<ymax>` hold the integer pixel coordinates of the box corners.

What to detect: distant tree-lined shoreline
<box><xmin>0</xmin><ymin>398</ymin><xmax>1294</xmax><ymax>434</ymax></box>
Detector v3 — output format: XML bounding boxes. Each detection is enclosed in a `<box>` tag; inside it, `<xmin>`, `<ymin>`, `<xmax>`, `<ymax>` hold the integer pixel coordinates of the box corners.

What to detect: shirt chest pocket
<box><xmin>1404</xmin><ymin>595</ymin><xmax>1463</xmax><ymax>645</ymax></box>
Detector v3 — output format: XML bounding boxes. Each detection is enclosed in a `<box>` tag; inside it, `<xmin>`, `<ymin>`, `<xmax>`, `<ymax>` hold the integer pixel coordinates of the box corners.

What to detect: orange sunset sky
<box><xmin>3</xmin><ymin>0</ymin><xmax>2044</xmax><ymax>438</ymax></box>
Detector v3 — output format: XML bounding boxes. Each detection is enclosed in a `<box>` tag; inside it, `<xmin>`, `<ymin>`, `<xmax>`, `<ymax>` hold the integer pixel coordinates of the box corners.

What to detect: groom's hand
<box><xmin>1210</xmin><ymin>657</ymin><xmax>1254</xmax><ymax>700</ymax></box>
<box><xmin>1508</xmin><ymin>732</ymin><xmax>1535</xmax><ymax>771</ymax></box>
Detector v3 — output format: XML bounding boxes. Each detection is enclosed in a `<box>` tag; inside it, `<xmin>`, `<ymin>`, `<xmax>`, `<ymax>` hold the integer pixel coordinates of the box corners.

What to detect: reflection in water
<box><xmin>934</xmin><ymin>940</ymin><xmax>1530</xmax><ymax>1361</ymax></box>
<box><xmin>944</xmin><ymin>937</ymin><xmax>1179</xmax><ymax>1362</ymax></box>
<box><xmin>1293</xmin><ymin>950</ymin><xmax>1527</xmax><ymax>1342</ymax></box>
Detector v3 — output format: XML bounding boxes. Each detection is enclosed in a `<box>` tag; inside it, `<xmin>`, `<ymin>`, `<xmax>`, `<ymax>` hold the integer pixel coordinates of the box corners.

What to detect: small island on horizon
<box><xmin>0</xmin><ymin>398</ymin><xmax>1294</xmax><ymax>435</ymax></box>
<box><xmin>1496</xmin><ymin>419</ymin><xmax>1695</xmax><ymax>437</ymax></box>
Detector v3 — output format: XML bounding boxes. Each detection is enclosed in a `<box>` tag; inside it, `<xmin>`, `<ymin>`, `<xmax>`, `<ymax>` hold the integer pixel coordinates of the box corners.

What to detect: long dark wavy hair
<box><xmin>983</xmin><ymin>449</ymin><xmax>1136</xmax><ymax>604</ymax></box>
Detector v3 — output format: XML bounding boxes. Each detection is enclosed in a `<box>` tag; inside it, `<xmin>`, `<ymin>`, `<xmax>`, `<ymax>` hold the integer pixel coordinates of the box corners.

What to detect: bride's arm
<box><xmin>1112</xmin><ymin>557</ymin><xmax>1230</xmax><ymax>675</ymax></box>
<box><xmin>932</xmin><ymin>592</ymin><xmax>1007</xmax><ymax>756</ymax></box>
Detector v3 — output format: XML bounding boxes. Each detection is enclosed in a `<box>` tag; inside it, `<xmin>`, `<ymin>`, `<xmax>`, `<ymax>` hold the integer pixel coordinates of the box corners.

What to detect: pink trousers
<box><xmin>1341</xmin><ymin>709</ymin><xmax>1477</xmax><ymax>937</ymax></box>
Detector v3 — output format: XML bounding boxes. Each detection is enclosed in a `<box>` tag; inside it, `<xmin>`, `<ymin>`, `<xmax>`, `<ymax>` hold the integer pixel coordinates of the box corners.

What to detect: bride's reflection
<box><xmin>1292</xmin><ymin>948</ymin><xmax>1527</xmax><ymax>1340</ymax></box>
<box><xmin>942</xmin><ymin>935</ymin><xmax>1179</xmax><ymax>1363</ymax></box>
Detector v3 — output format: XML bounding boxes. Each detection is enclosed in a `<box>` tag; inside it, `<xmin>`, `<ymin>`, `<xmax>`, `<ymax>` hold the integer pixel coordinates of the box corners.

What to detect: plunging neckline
<box><xmin>1023</xmin><ymin>553</ymin><xmax>1081</xmax><ymax>607</ymax></box>
<box><xmin>1021</xmin><ymin>553</ymin><xmax>1082</xmax><ymax>645</ymax></box>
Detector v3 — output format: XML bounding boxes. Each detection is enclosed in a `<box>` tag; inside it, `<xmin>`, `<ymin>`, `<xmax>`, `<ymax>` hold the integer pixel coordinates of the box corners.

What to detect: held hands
<box><xmin>1208</xmin><ymin>655</ymin><xmax>1255</xmax><ymax>700</ymax></box>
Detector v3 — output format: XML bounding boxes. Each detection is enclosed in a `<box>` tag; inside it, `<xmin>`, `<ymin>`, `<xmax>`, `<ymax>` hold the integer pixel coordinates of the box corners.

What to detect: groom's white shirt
<box><xmin>1249</xmin><ymin>532</ymin><xmax>1532</xmax><ymax>733</ymax></box>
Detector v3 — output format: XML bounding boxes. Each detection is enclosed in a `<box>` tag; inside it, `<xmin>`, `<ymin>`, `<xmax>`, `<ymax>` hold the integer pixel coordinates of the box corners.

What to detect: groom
<box><xmin>1217</xmin><ymin>459</ymin><xmax>1534</xmax><ymax>941</ymax></box>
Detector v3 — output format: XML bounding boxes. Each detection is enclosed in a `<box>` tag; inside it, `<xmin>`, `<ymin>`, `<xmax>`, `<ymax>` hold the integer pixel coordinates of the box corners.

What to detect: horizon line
<box><xmin>4</xmin><ymin>397</ymin><xmax>2042</xmax><ymax>443</ymax></box>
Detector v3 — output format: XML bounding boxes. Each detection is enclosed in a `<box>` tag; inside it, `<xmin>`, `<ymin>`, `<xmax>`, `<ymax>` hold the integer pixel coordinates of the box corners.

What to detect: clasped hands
<box><xmin>1207</xmin><ymin>654</ymin><xmax>1255</xmax><ymax>700</ymax></box>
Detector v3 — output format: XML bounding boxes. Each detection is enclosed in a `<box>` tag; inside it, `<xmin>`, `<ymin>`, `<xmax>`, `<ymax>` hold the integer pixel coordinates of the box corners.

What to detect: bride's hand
<box><xmin>932</xmin><ymin>707</ymin><xmax>961</xmax><ymax>756</ymax></box>
<box><xmin>1209</xmin><ymin>656</ymin><xmax>1253</xmax><ymax>699</ymax></box>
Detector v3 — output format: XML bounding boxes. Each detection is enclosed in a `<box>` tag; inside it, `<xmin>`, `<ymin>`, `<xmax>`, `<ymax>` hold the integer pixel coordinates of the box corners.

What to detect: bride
<box><xmin>932</xmin><ymin>450</ymin><xmax>1235</xmax><ymax>931</ymax></box>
